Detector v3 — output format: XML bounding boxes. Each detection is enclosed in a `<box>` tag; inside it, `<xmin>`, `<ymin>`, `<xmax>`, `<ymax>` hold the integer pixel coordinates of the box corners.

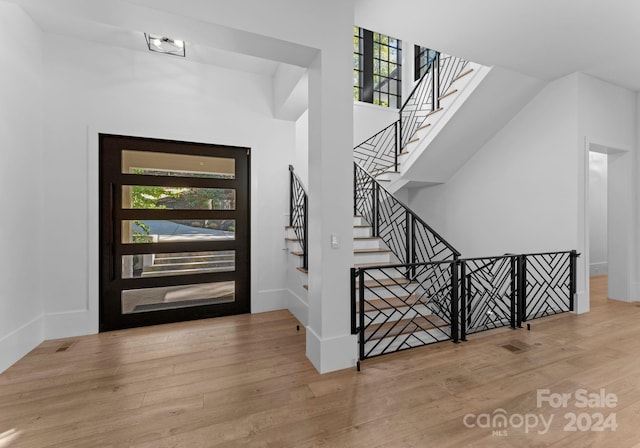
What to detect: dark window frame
<box><xmin>354</xmin><ymin>27</ymin><xmax>402</xmax><ymax>109</ymax></box>
<box><xmin>414</xmin><ymin>45</ymin><xmax>437</xmax><ymax>81</ymax></box>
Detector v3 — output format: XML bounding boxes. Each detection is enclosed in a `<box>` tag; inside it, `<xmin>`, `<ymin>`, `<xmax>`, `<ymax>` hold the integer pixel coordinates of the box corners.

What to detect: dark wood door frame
<box><xmin>99</xmin><ymin>134</ymin><xmax>250</xmax><ymax>331</ymax></box>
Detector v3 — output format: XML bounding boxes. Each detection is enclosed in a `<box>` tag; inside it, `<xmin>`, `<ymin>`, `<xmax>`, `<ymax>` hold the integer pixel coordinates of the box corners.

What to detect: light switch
<box><xmin>331</xmin><ymin>234</ymin><xmax>340</xmax><ymax>249</ymax></box>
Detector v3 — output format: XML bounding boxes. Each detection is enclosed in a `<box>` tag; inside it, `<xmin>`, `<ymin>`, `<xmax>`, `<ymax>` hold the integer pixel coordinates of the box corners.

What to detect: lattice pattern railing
<box><xmin>353</xmin><ymin>262</ymin><xmax>457</xmax><ymax>359</ymax></box>
<box><xmin>352</xmin><ymin>252</ymin><xmax>578</xmax><ymax>360</ymax></box>
<box><xmin>353</xmin><ymin>121</ymin><xmax>399</xmax><ymax>177</ymax></box>
<box><xmin>288</xmin><ymin>165</ymin><xmax>307</xmax><ymax>270</ymax></box>
<box><xmin>462</xmin><ymin>256</ymin><xmax>516</xmax><ymax>337</ymax></box>
<box><xmin>354</xmin><ymin>162</ymin><xmax>459</xmax><ymax>265</ymax></box>
<box><xmin>354</xmin><ymin>52</ymin><xmax>470</xmax><ymax>177</ymax></box>
<box><xmin>523</xmin><ymin>252</ymin><xmax>574</xmax><ymax>321</ymax></box>
<box><xmin>400</xmin><ymin>53</ymin><xmax>469</xmax><ymax>147</ymax></box>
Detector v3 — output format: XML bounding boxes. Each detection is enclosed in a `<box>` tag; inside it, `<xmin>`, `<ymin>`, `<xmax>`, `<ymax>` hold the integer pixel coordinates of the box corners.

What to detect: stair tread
<box><xmin>416</xmin><ymin>123</ymin><xmax>431</xmax><ymax>132</ymax></box>
<box><xmin>296</xmin><ymin>267</ymin><xmax>308</xmax><ymax>274</ymax></box>
<box><xmin>303</xmin><ymin>284</ymin><xmax>308</xmax><ymax>290</ymax></box>
<box><xmin>365</xmin><ymin>315</ymin><xmax>448</xmax><ymax>341</ymax></box>
<box><xmin>359</xmin><ymin>277</ymin><xmax>414</xmax><ymax>289</ymax></box>
<box><xmin>355</xmin><ymin>248</ymin><xmax>391</xmax><ymax>254</ymax></box>
<box><xmin>451</xmin><ymin>68</ymin><xmax>474</xmax><ymax>83</ymax></box>
<box><xmin>438</xmin><ymin>89</ymin><xmax>458</xmax><ymax>101</ymax></box>
<box><xmin>404</xmin><ymin>137</ymin><xmax>420</xmax><ymax>146</ymax></box>
<box><xmin>424</xmin><ymin>107</ymin><xmax>444</xmax><ymax>118</ymax></box>
<box><xmin>354</xmin><ymin>261</ymin><xmax>397</xmax><ymax>268</ymax></box>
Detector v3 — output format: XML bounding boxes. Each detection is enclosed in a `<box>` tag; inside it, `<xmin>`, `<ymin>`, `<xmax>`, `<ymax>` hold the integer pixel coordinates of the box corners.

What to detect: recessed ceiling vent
<box><xmin>144</xmin><ymin>33</ymin><xmax>186</xmax><ymax>57</ymax></box>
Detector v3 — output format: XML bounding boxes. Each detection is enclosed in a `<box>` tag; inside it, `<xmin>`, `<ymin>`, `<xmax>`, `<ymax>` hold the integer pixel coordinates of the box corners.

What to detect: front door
<box><xmin>99</xmin><ymin>134</ymin><xmax>250</xmax><ymax>331</ymax></box>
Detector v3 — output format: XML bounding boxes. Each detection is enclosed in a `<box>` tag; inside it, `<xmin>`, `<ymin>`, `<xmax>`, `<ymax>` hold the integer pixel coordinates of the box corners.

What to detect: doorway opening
<box><xmin>588</xmin><ymin>151</ymin><xmax>608</xmax><ymax>307</ymax></box>
<box><xmin>99</xmin><ymin>134</ymin><xmax>250</xmax><ymax>331</ymax></box>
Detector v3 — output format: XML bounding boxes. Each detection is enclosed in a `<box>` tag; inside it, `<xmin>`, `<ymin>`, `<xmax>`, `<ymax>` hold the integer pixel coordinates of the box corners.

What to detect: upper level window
<box><xmin>354</xmin><ymin>27</ymin><xmax>402</xmax><ymax>108</ymax></box>
<box><xmin>414</xmin><ymin>46</ymin><xmax>437</xmax><ymax>80</ymax></box>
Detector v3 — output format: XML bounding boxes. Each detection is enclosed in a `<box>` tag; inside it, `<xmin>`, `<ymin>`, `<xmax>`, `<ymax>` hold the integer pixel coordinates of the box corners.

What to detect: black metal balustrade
<box><xmin>521</xmin><ymin>251</ymin><xmax>577</xmax><ymax>322</ymax></box>
<box><xmin>354</xmin><ymin>162</ymin><xmax>459</xmax><ymax>266</ymax></box>
<box><xmin>354</xmin><ymin>51</ymin><xmax>470</xmax><ymax>175</ymax></box>
<box><xmin>288</xmin><ymin>165</ymin><xmax>308</xmax><ymax>270</ymax></box>
<box><xmin>352</xmin><ymin>261</ymin><xmax>456</xmax><ymax>360</ymax></box>
<box><xmin>352</xmin><ymin>251</ymin><xmax>578</xmax><ymax>360</ymax></box>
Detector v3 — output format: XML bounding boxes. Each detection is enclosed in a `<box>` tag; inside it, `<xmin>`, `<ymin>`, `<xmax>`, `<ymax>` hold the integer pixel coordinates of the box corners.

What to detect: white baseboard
<box><xmin>252</xmin><ymin>289</ymin><xmax>288</xmax><ymax>313</ymax></box>
<box><xmin>0</xmin><ymin>314</ymin><xmax>44</xmax><ymax>374</ymax></box>
<box><xmin>573</xmin><ymin>291</ymin><xmax>589</xmax><ymax>314</ymax></box>
<box><xmin>306</xmin><ymin>326</ymin><xmax>357</xmax><ymax>374</ymax></box>
<box><xmin>45</xmin><ymin>309</ymin><xmax>98</xmax><ymax>340</ymax></box>
<box><xmin>286</xmin><ymin>289</ymin><xmax>308</xmax><ymax>326</ymax></box>
<box><xmin>589</xmin><ymin>262</ymin><xmax>608</xmax><ymax>276</ymax></box>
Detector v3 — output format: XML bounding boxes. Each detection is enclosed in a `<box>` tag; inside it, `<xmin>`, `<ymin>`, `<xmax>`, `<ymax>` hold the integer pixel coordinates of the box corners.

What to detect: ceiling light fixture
<box><xmin>144</xmin><ymin>33</ymin><xmax>186</xmax><ymax>57</ymax></box>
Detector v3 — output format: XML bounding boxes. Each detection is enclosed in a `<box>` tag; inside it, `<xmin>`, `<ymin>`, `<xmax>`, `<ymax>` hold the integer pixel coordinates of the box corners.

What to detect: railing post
<box><xmin>373</xmin><ymin>181</ymin><xmax>380</xmax><ymax>237</ymax></box>
<box><xmin>353</xmin><ymin>163</ymin><xmax>357</xmax><ymax>217</ymax></box>
<box><xmin>351</xmin><ymin>268</ymin><xmax>357</xmax><ymax>334</ymax></box>
<box><xmin>460</xmin><ymin>261</ymin><xmax>467</xmax><ymax>341</ymax></box>
<box><xmin>518</xmin><ymin>255</ymin><xmax>527</xmax><ymax>325</ymax></box>
<box><xmin>432</xmin><ymin>52</ymin><xmax>441</xmax><ymax>110</ymax></box>
<box><xmin>510</xmin><ymin>256</ymin><xmax>517</xmax><ymax>329</ymax></box>
<box><xmin>410</xmin><ymin>215</ymin><xmax>417</xmax><ymax>278</ymax></box>
<box><xmin>569</xmin><ymin>250</ymin><xmax>577</xmax><ymax>312</ymax></box>
<box><xmin>450</xmin><ymin>260</ymin><xmax>459</xmax><ymax>343</ymax></box>
<box><xmin>288</xmin><ymin>165</ymin><xmax>294</xmax><ymax>227</ymax></box>
<box><xmin>358</xmin><ymin>269</ymin><xmax>366</xmax><ymax>360</ymax></box>
<box><xmin>302</xmin><ymin>194</ymin><xmax>308</xmax><ymax>270</ymax></box>
<box><xmin>404</xmin><ymin>210</ymin><xmax>411</xmax><ymax>278</ymax></box>
<box><xmin>394</xmin><ymin>120</ymin><xmax>399</xmax><ymax>172</ymax></box>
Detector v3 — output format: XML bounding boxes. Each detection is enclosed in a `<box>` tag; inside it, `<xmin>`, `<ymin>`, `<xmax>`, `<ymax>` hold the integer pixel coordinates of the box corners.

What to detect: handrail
<box><xmin>288</xmin><ymin>165</ymin><xmax>308</xmax><ymax>270</ymax></box>
<box><xmin>354</xmin><ymin>161</ymin><xmax>460</xmax><ymax>261</ymax></box>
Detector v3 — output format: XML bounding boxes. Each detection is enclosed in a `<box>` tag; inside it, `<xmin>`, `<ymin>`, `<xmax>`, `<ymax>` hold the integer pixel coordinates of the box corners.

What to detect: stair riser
<box><xmin>354</xmin><ymin>239</ymin><xmax>383</xmax><ymax>250</ymax></box>
<box><xmin>354</xmin><ymin>252</ymin><xmax>392</xmax><ymax>265</ymax></box>
<box><xmin>353</xmin><ymin>216</ymin><xmax>369</xmax><ymax>226</ymax></box>
<box><xmin>354</xmin><ymin>227</ymin><xmax>372</xmax><ymax>238</ymax></box>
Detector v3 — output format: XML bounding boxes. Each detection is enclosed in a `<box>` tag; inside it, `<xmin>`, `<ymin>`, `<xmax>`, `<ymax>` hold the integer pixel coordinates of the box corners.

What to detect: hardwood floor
<box><xmin>1</xmin><ymin>275</ymin><xmax>640</xmax><ymax>447</ymax></box>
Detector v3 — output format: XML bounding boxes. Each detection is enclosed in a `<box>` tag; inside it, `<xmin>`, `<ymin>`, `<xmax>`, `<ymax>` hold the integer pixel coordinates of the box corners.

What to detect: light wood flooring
<box><xmin>1</xmin><ymin>276</ymin><xmax>640</xmax><ymax>447</ymax></box>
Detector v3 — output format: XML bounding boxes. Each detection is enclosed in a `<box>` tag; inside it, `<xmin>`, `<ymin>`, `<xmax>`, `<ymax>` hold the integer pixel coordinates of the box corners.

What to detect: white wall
<box><xmin>577</xmin><ymin>73</ymin><xmax>637</xmax><ymax>303</ymax></box>
<box><xmin>0</xmin><ymin>2</ymin><xmax>44</xmax><ymax>373</ymax></box>
<box><xmin>41</xmin><ymin>34</ymin><xmax>297</xmax><ymax>338</ymax></box>
<box><xmin>409</xmin><ymin>72</ymin><xmax>639</xmax><ymax>312</ymax></box>
<box><xmin>353</xmin><ymin>102</ymin><xmax>398</xmax><ymax>147</ymax></box>
<box><xmin>588</xmin><ymin>152</ymin><xmax>607</xmax><ymax>276</ymax></box>
<box><xmin>409</xmin><ymin>74</ymin><xmax>579</xmax><ymax>257</ymax></box>
<box><xmin>294</xmin><ymin>110</ymin><xmax>309</xmax><ymax>186</ymax></box>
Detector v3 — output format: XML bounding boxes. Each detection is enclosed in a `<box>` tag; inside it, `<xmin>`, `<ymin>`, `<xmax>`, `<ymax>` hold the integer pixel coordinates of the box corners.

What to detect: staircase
<box><xmin>356</xmin><ymin>53</ymin><xmax>544</xmax><ymax>192</ymax></box>
<box><xmin>285</xmin><ymin>214</ymin><xmax>449</xmax><ymax>358</ymax></box>
<box><xmin>286</xmin><ymin>47</ymin><xmax>577</xmax><ymax>365</ymax></box>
